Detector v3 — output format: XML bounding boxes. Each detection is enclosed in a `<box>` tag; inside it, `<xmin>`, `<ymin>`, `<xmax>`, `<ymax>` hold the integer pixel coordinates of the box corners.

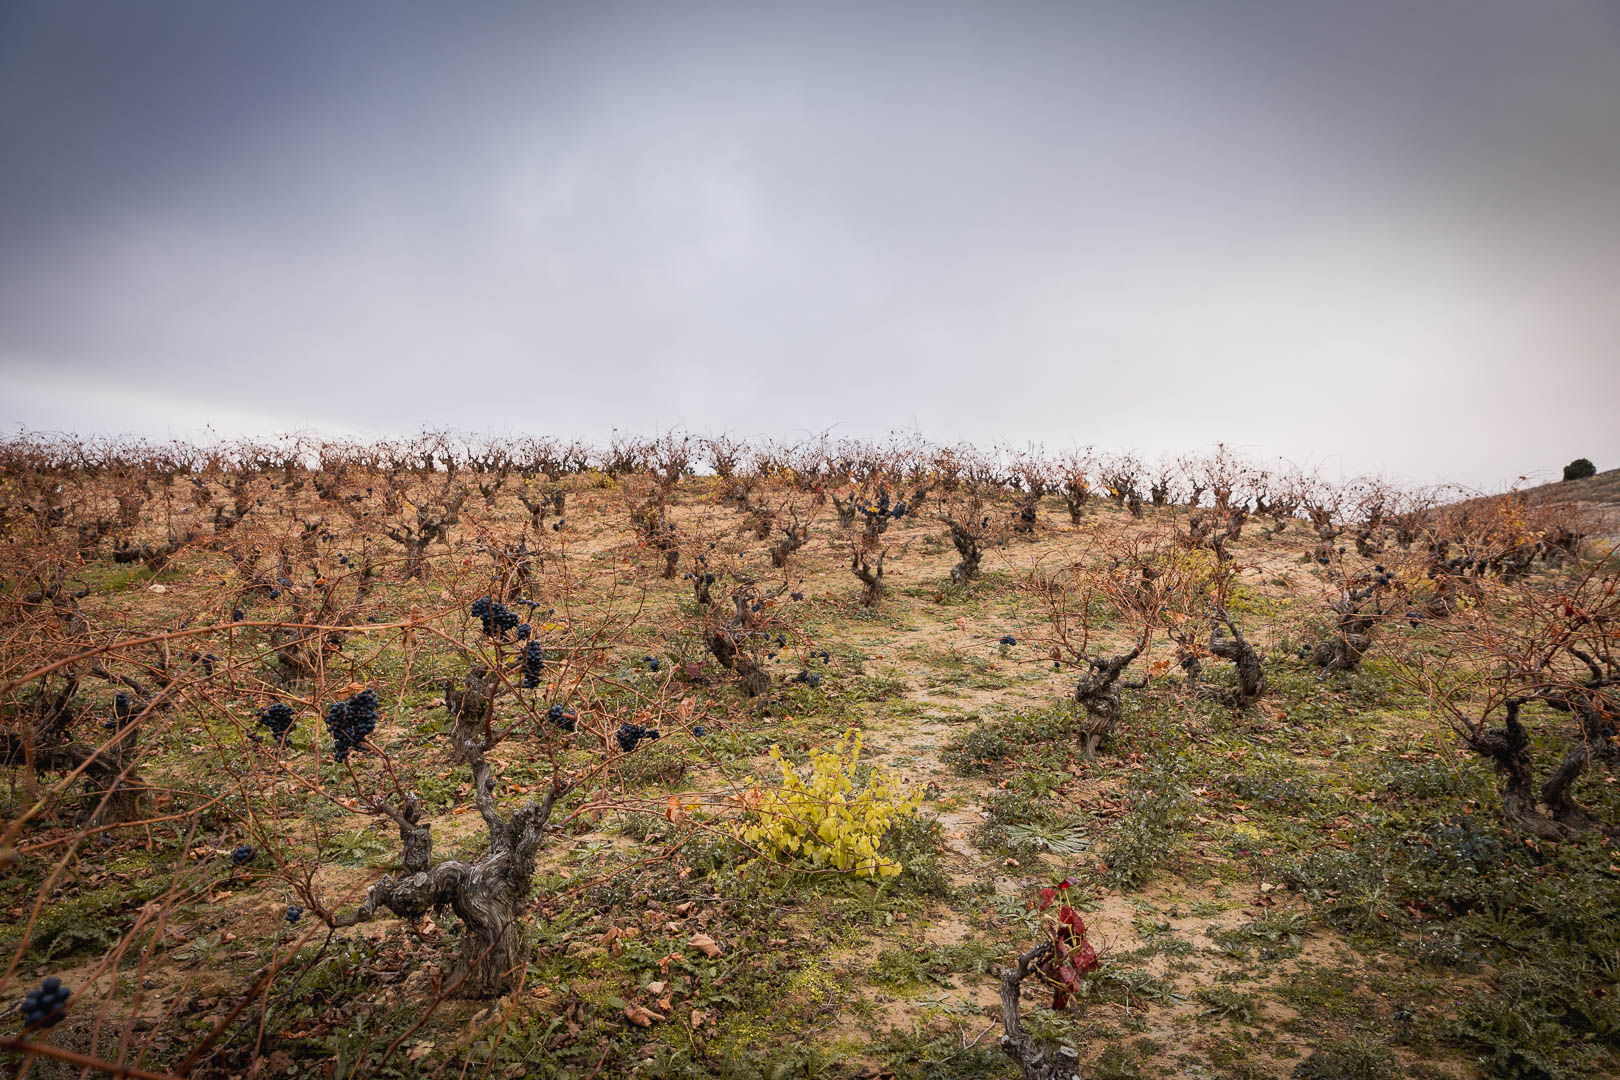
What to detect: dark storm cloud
<box><xmin>2</xmin><ymin>1</ymin><xmax>1617</xmax><ymax>487</ymax></box>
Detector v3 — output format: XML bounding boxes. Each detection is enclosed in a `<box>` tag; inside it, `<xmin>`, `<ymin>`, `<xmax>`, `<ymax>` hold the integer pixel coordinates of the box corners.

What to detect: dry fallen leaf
<box><xmin>645</xmin><ymin>980</ymin><xmax>666</xmax><ymax>996</ymax></box>
<box><xmin>624</xmin><ymin>1003</ymin><xmax>664</xmax><ymax>1027</ymax></box>
<box><xmin>688</xmin><ymin>932</ymin><xmax>721</xmax><ymax>958</ymax></box>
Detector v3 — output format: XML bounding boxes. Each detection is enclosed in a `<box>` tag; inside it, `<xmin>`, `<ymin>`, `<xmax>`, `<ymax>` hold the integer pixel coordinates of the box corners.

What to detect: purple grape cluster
<box><xmin>231</xmin><ymin>843</ymin><xmax>254</xmax><ymax>866</ymax></box>
<box><xmin>105</xmin><ymin>692</ymin><xmax>136</xmax><ymax>731</ymax></box>
<box><xmin>470</xmin><ymin>596</ymin><xmax>521</xmax><ymax>637</ymax></box>
<box><xmin>22</xmin><ymin>977</ymin><xmax>69</xmax><ymax>1028</ymax></box>
<box><xmin>257</xmin><ymin>703</ymin><xmax>296</xmax><ymax>743</ymax></box>
<box><xmin>325</xmin><ymin>689</ymin><xmax>378</xmax><ymax>761</ymax></box>
<box><xmin>616</xmin><ymin>722</ymin><xmax>660</xmax><ymax>752</ymax></box>
<box><xmin>547</xmin><ymin>703</ymin><xmax>577</xmax><ymax>732</ymax></box>
<box><xmin>522</xmin><ymin>641</ymin><xmax>546</xmax><ymax>688</ymax></box>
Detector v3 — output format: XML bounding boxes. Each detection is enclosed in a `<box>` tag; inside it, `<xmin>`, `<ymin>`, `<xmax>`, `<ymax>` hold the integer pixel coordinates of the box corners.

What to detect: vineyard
<box><xmin>1</xmin><ymin>432</ymin><xmax>1615</xmax><ymax>1080</ymax></box>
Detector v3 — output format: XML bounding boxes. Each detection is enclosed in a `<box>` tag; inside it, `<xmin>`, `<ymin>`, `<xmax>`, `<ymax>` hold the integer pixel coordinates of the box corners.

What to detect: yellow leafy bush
<box><xmin>739</xmin><ymin>730</ymin><xmax>920</xmax><ymax>878</ymax></box>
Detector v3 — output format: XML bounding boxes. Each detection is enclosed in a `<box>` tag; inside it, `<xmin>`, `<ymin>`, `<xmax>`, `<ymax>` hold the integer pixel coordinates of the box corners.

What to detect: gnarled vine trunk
<box><xmin>1073</xmin><ymin>644</ymin><xmax>1143</xmax><ymax>757</ymax></box>
<box><xmin>334</xmin><ymin>673</ymin><xmax>566</xmax><ymax>997</ymax></box>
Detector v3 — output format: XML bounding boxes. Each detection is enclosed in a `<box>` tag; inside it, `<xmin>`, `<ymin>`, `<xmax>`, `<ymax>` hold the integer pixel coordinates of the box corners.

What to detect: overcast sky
<box><xmin>2</xmin><ymin>1</ymin><xmax>1616</xmax><ymax>488</ymax></box>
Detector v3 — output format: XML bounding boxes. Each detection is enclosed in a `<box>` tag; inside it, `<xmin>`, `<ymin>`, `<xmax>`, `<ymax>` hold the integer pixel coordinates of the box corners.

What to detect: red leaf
<box><xmin>1057</xmin><ymin>905</ymin><xmax>1087</xmax><ymax>939</ymax></box>
<box><xmin>1074</xmin><ymin>940</ymin><xmax>1099</xmax><ymax>974</ymax></box>
<box><xmin>1037</xmin><ymin>888</ymin><xmax>1057</xmax><ymax>911</ymax></box>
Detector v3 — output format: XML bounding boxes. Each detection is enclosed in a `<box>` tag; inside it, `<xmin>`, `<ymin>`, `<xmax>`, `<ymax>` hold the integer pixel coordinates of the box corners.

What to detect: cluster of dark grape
<box><xmin>547</xmin><ymin>704</ymin><xmax>577</xmax><ymax>732</ymax></box>
<box><xmin>104</xmin><ymin>692</ymin><xmax>136</xmax><ymax>731</ymax></box>
<box><xmin>286</xmin><ymin>904</ymin><xmax>302</xmax><ymax>924</ymax></box>
<box><xmin>692</xmin><ymin>724</ymin><xmax>706</xmax><ymax>737</ymax></box>
<box><xmin>515</xmin><ymin>622</ymin><xmax>531</xmax><ymax>640</ymax></box>
<box><xmin>22</xmin><ymin>977</ymin><xmax>70</xmax><ymax>1028</ymax></box>
<box><xmin>256</xmin><ymin>703</ymin><xmax>296</xmax><ymax>743</ymax></box>
<box><xmin>859</xmin><ymin>489</ymin><xmax>911</xmax><ymax>524</ymax></box>
<box><xmin>616</xmin><ymin>722</ymin><xmax>660</xmax><ymax>752</ymax></box>
<box><xmin>522</xmin><ymin>642</ymin><xmax>546</xmax><ymax>688</ymax></box>
<box><xmin>791</xmin><ymin>670</ymin><xmax>823</xmax><ymax>687</ymax></box>
<box><xmin>325</xmin><ymin>689</ymin><xmax>378</xmax><ymax>761</ymax></box>
<box><xmin>643</xmin><ymin>655</ymin><xmax>661</xmax><ymax>671</ymax></box>
<box><xmin>231</xmin><ymin>843</ymin><xmax>255</xmax><ymax>866</ymax></box>
<box><xmin>470</xmin><ymin>596</ymin><xmax>521</xmax><ymax>637</ymax></box>
<box><xmin>999</xmin><ymin>634</ymin><xmax>1017</xmax><ymax>646</ymax></box>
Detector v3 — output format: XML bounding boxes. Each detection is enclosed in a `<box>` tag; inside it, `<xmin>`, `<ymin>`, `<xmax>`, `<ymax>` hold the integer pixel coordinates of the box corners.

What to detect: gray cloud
<box><xmin>3</xmin><ymin>1</ymin><xmax>1617</xmax><ymax>488</ymax></box>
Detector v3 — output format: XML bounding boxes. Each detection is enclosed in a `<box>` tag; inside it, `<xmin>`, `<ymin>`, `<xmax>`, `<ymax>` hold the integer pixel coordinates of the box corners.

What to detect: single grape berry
<box><xmin>22</xmin><ymin>976</ymin><xmax>70</xmax><ymax>1028</ymax></box>
<box><xmin>231</xmin><ymin>843</ymin><xmax>254</xmax><ymax>866</ymax></box>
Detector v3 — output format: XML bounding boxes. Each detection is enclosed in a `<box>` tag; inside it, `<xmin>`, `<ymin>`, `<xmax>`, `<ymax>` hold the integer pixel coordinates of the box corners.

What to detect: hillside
<box><xmin>2</xmin><ymin>438</ymin><xmax>1616</xmax><ymax>1080</ymax></box>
